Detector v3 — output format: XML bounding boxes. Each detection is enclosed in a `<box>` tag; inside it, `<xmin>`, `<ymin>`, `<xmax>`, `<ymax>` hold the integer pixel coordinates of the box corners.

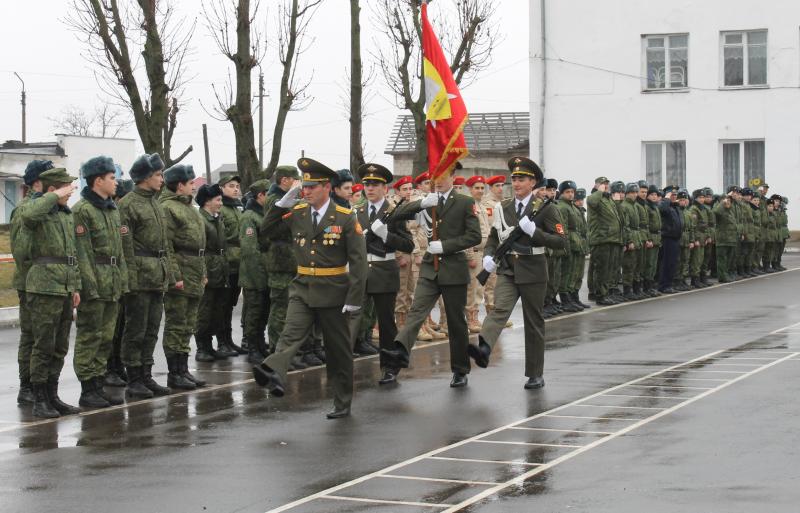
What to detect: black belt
<box><xmin>176</xmin><ymin>248</ymin><xmax>205</xmax><ymax>257</ymax></box>
<box><xmin>95</xmin><ymin>256</ymin><xmax>119</xmax><ymax>266</ymax></box>
<box><xmin>34</xmin><ymin>256</ymin><xmax>77</xmax><ymax>266</ymax></box>
<box><xmin>134</xmin><ymin>249</ymin><xmax>166</xmax><ymax>258</ymax></box>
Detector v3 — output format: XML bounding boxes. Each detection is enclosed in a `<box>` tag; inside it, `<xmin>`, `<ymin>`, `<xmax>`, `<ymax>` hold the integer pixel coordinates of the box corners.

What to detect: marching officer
<box><xmin>468</xmin><ymin>157</ymin><xmax>567</xmax><ymax>389</ymax></box>
<box><xmin>73</xmin><ymin>156</ymin><xmax>128</xmax><ymax>408</ymax></box>
<box><xmin>381</xmin><ymin>168</ymin><xmax>482</xmax><ymax>387</ymax></box>
<box><xmin>253</xmin><ymin>158</ymin><xmax>367</xmax><ymax>419</ymax></box>
<box><xmin>354</xmin><ymin>164</ymin><xmax>414</xmax><ymax>385</ymax></box>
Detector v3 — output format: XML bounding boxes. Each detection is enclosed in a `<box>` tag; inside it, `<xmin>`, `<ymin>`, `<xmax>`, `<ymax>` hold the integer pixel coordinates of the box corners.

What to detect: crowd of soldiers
<box><xmin>11</xmin><ymin>154</ymin><xmax>791</xmax><ymax>420</ymax></box>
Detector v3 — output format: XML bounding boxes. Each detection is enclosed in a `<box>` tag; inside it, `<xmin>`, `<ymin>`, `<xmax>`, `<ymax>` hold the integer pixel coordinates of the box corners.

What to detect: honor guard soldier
<box><xmin>354</xmin><ymin>164</ymin><xmax>414</xmax><ymax>385</ymax></box>
<box><xmin>381</xmin><ymin>168</ymin><xmax>482</xmax><ymax>388</ymax></box>
<box><xmin>468</xmin><ymin>157</ymin><xmax>567</xmax><ymax>389</ymax></box>
<box><xmin>11</xmin><ymin>159</ymin><xmax>53</xmax><ymax>405</ymax></box>
<box><xmin>253</xmin><ymin>158</ymin><xmax>367</xmax><ymax>419</ymax></box>
<box><xmin>73</xmin><ymin>156</ymin><xmax>129</xmax><ymax>409</ymax></box>
<box><xmin>160</xmin><ymin>165</ymin><xmax>207</xmax><ymax>390</ymax></box>
<box><xmin>21</xmin><ymin>168</ymin><xmax>81</xmax><ymax>418</ymax></box>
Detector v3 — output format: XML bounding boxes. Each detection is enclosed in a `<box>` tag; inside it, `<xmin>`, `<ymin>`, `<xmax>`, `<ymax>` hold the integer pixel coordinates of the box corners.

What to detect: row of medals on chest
<box><xmin>298</xmin><ymin>231</ymin><xmax>341</xmax><ymax>247</ymax></box>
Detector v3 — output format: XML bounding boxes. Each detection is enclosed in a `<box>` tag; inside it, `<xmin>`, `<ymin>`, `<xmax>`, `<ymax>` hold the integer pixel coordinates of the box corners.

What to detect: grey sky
<box><xmin>0</xmin><ymin>1</ymin><xmax>529</xmax><ymax>174</ymax></box>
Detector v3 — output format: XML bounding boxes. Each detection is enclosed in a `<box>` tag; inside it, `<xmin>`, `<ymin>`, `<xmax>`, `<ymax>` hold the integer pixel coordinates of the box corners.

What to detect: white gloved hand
<box><xmin>370</xmin><ymin>219</ymin><xmax>389</xmax><ymax>242</ymax></box>
<box><xmin>420</xmin><ymin>192</ymin><xmax>439</xmax><ymax>209</ymax></box>
<box><xmin>482</xmin><ymin>256</ymin><xmax>497</xmax><ymax>273</ymax></box>
<box><xmin>342</xmin><ymin>305</ymin><xmax>361</xmax><ymax>313</ymax></box>
<box><xmin>519</xmin><ymin>217</ymin><xmax>536</xmax><ymax>237</ymax></box>
<box><xmin>275</xmin><ymin>185</ymin><xmax>302</xmax><ymax>208</ymax></box>
<box><xmin>428</xmin><ymin>240</ymin><xmax>444</xmax><ymax>254</ymax></box>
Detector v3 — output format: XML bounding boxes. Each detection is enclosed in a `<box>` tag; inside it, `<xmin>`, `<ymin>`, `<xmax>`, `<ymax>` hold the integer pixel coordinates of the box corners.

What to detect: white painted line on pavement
<box><xmin>626</xmin><ymin>384</ymin><xmax>714</xmax><ymax>390</ymax></box>
<box><xmin>573</xmin><ymin>404</ymin><xmax>666</xmax><ymax>411</ymax></box>
<box><xmin>544</xmin><ymin>414</ymin><xmax>643</xmax><ymax>422</ymax></box>
<box><xmin>508</xmin><ymin>426</ymin><xmax>614</xmax><ymax>435</ymax></box>
<box><xmin>472</xmin><ymin>440</ymin><xmax>582</xmax><ymax>449</ymax></box>
<box><xmin>321</xmin><ymin>495</ymin><xmax>452</xmax><ymax>509</ymax></box>
<box><xmin>380</xmin><ymin>474</ymin><xmax>499</xmax><ymax>486</ymax></box>
<box><xmin>427</xmin><ymin>456</ymin><xmax>541</xmax><ymax>467</ymax></box>
<box><xmin>601</xmin><ymin>394</ymin><xmax>686</xmax><ymax>400</ymax></box>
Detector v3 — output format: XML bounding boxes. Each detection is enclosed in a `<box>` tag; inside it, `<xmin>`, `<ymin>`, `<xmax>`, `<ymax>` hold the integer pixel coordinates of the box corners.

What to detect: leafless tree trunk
<box><xmin>66</xmin><ymin>0</ymin><xmax>194</xmax><ymax>166</ymax></box>
<box><xmin>372</xmin><ymin>0</ymin><xmax>499</xmax><ymax>176</ymax></box>
<box><xmin>202</xmin><ymin>0</ymin><xmax>265</xmax><ymax>187</ymax></box>
<box><xmin>349</xmin><ymin>0</ymin><xmax>365</xmax><ymax>173</ymax></box>
<box><xmin>264</xmin><ymin>0</ymin><xmax>321</xmax><ymax>178</ymax></box>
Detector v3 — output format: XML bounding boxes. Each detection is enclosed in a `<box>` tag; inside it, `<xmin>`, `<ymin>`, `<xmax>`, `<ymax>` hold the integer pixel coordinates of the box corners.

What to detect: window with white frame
<box><xmin>643</xmin><ymin>141</ymin><xmax>686</xmax><ymax>188</ymax></box>
<box><xmin>722</xmin><ymin>30</ymin><xmax>767</xmax><ymax>87</ymax></box>
<box><xmin>721</xmin><ymin>140</ymin><xmax>765</xmax><ymax>190</ymax></box>
<box><xmin>644</xmin><ymin>34</ymin><xmax>689</xmax><ymax>90</ymax></box>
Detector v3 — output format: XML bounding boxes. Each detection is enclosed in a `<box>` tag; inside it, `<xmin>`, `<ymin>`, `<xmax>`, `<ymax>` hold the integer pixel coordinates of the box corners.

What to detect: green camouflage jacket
<box><xmin>119</xmin><ymin>186</ymin><xmax>172</xmax><ymax>292</ymax></box>
<box><xmin>646</xmin><ymin>201</ymin><xmax>663</xmax><ymax>247</ymax></box>
<box><xmin>220</xmin><ymin>197</ymin><xmax>243</xmax><ymax>277</ymax></box>
<box><xmin>73</xmin><ymin>188</ymin><xmax>129</xmax><ymax>301</ymax></box>
<box><xmin>619</xmin><ymin>198</ymin><xmax>641</xmax><ymax>248</ymax></box>
<box><xmin>714</xmin><ymin>200</ymin><xmax>740</xmax><ymax>246</ymax></box>
<box><xmin>10</xmin><ymin>191</ymin><xmax>36</xmax><ymax>291</ymax></box>
<box><xmin>160</xmin><ymin>189</ymin><xmax>207</xmax><ymax>298</ymax></box>
<box><xmin>261</xmin><ymin>185</ymin><xmax>297</xmax><ymax>280</ymax></box>
<box><xmin>199</xmin><ymin>207</ymin><xmax>229</xmax><ymax>289</ymax></box>
<box><xmin>587</xmin><ymin>190</ymin><xmax>622</xmax><ymax>245</ymax></box>
<box><xmin>239</xmin><ymin>199</ymin><xmax>269</xmax><ymax>291</ymax></box>
<box><xmin>688</xmin><ymin>201</ymin><xmax>708</xmax><ymax>244</ymax></box>
<box><xmin>574</xmin><ymin>205</ymin><xmax>589</xmax><ymax>255</ymax></box>
<box><xmin>21</xmin><ymin>192</ymin><xmax>81</xmax><ymax>296</ymax></box>
<box><xmin>555</xmin><ymin>199</ymin><xmax>579</xmax><ymax>254</ymax></box>
<box><xmin>680</xmin><ymin>207</ymin><xmax>694</xmax><ymax>247</ymax></box>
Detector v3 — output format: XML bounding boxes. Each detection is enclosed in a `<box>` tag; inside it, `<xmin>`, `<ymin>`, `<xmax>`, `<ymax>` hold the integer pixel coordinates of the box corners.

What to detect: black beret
<box><xmin>558</xmin><ymin>180</ymin><xmax>577</xmax><ymax>193</ymax></box>
<box><xmin>195</xmin><ymin>183</ymin><xmax>222</xmax><ymax>207</ymax></box>
<box><xmin>23</xmin><ymin>160</ymin><xmax>54</xmax><ymax>186</ymax></box>
<box><xmin>81</xmin><ymin>156</ymin><xmax>116</xmax><ymax>179</ymax></box>
<box><xmin>163</xmin><ymin>164</ymin><xmax>195</xmax><ymax>184</ymax></box>
<box><xmin>130</xmin><ymin>154</ymin><xmax>165</xmax><ymax>183</ymax></box>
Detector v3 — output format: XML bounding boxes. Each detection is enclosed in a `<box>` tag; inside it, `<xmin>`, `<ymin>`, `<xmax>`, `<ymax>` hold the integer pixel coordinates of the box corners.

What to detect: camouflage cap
<box><xmin>218</xmin><ymin>174</ymin><xmax>241</xmax><ymax>186</ymax></box>
<box><xmin>248</xmin><ymin>179</ymin><xmax>270</xmax><ymax>195</ymax></box>
<box><xmin>595</xmin><ymin>176</ymin><xmax>610</xmax><ymax>184</ymax></box>
<box><xmin>40</xmin><ymin>168</ymin><xmax>77</xmax><ymax>187</ymax></box>
<box><xmin>274</xmin><ymin>165</ymin><xmax>300</xmax><ymax>181</ymax></box>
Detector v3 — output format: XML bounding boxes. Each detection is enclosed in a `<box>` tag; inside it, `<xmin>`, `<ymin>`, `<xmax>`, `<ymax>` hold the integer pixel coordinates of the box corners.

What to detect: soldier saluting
<box><xmin>468</xmin><ymin>157</ymin><xmax>567</xmax><ymax>390</ymax></box>
<box><xmin>353</xmin><ymin>164</ymin><xmax>414</xmax><ymax>385</ymax></box>
<box><xmin>253</xmin><ymin>158</ymin><xmax>367</xmax><ymax>419</ymax></box>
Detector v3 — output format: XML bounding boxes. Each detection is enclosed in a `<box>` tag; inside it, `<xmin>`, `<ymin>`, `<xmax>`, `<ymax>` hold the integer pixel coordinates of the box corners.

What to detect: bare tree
<box><xmin>349</xmin><ymin>0</ymin><xmax>365</xmax><ymax>173</ymax></box>
<box><xmin>372</xmin><ymin>0</ymin><xmax>500</xmax><ymax>175</ymax></box>
<box><xmin>264</xmin><ymin>0</ymin><xmax>321</xmax><ymax>178</ymax></box>
<box><xmin>66</xmin><ymin>0</ymin><xmax>194</xmax><ymax>166</ymax></box>
<box><xmin>50</xmin><ymin>104</ymin><xmax>129</xmax><ymax>138</ymax></box>
<box><xmin>202</xmin><ymin>0</ymin><xmax>266</xmax><ymax>187</ymax></box>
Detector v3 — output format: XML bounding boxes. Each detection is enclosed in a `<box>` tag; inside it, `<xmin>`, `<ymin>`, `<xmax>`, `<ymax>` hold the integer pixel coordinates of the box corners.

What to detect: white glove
<box><xmin>482</xmin><ymin>256</ymin><xmax>497</xmax><ymax>273</ymax></box>
<box><xmin>499</xmin><ymin>226</ymin><xmax>515</xmax><ymax>243</ymax></box>
<box><xmin>519</xmin><ymin>217</ymin><xmax>536</xmax><ymax>237</ymax></box>
<box><xmin>342</xmin><ymin>305</ymin><xmax>361</xmax><ymax>313</ymax></box>
<box><xmin>275</xmin><ymin>185</ymin><xmax>302</xmax><ymax>208</ymax></box>
<box><xmin>370</xmin><ymin>219</ymin><xmax>388</xmax><ymax>242</ymax></box>
<box><xmin>428</xmin><ymin>240</ymin><xmax>444</xmax><ymax>255</ymax></box>
<box><xmin>420</xmin><ymin>192</ymin><xmax>439</xmax><ymax>209</ymax></box>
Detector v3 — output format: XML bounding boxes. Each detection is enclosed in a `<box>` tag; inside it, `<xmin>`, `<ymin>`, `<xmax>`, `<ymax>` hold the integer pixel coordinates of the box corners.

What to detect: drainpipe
<box><xmin>538</xmin><ymin>0</ymin><xmax>547</xmax><ymax>167</ymax></box>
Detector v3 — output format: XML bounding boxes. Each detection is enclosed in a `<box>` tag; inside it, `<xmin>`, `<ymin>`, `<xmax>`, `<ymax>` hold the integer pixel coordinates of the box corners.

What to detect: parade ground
<box><xmin>1</xmin><ymin>255</ymin><xmax>799</xmax><ymax>513</ymax></box>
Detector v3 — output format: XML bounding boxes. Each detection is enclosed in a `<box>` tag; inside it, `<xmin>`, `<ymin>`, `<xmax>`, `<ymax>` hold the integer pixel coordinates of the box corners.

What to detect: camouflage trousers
<box><xmin>196</xmin><ymin>286</ymin><xmax>228</xmax><ymax>341</ymax></box>
<box><xmin>122</xmin><ymin>291</ymin><xmax>164</xmax><ymax>367</ymax></box>
<box><xmin>644</xmin><ymin>246</ymin><xmax>660</xmax><ymax>284</ymax></box>
<box><xmin>560</xmin><ymin>252</ymin><xmax>583</xmax><ymax>294</ymax></box>
<box><xmin>753</xmin><ymin>241</ymin><xmax>765</xmax><ymax>270</ymax></box>
<box><xmin>689</xmin><ymin>245</ymin><xmax>705</xmax><ymax>278</ymax></box>
<box><xmin>74</xmin><ymin>299</ymin><xmax>119</xmax><ymax>381</ymax></box>
<box><xmin>678</xmin><ymin>246</ymin><xmax>691</xmax><ymax>280</ymax></box>
<box><xmin>242</xmin><ymin>288</ymin><xmax>270</xmax><ymax>348</ymax></box>
<box><xmin>27</xmin><ymin>293</ymin><xmax>72</xmax><ymax>384</ymax></box>
<box><xmin>622</xmin><ymin>249</ymin><xmax>639</xmax><ymax>287</ymax></box>
<box><xmin>571</xmin><ymin>253</ymin><xmax>587</xmax><ymax>293</ymax></box>
<box><xmin>740</xmin><ymin>242</ymin><xmax>754</xmax><ymax>272</ymax></box>
<box><xmin>17</xmin><ymin>290</ymin><xmax>33</xmax><ymax>382</ymax></box>
<box><xmin>163</xmin><ymin>293</ymin><xmax>200</xmax><ymax>357</ymax></box>
<box><xmin>267</xmin><ymin>272</ymin><xmax>293</xmax><ymax>351</ymax></box>
<box><xmin>703</xmin><ymin>244</ymin><xmax>715</xmax><ymax>275</ymax></box>
<box><xmin>716</xmin><ymin>245</ymin><xmax>736</xmax><ymax>281</ymax></box>
<box><xmin>589</xmin><ymin>244</ymin><xmax>615</xmax><ymax>297</ymax></box>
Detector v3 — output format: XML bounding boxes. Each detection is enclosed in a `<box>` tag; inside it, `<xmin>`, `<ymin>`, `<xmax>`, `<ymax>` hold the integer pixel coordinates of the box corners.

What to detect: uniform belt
<box><xmin>134</xmin><ymin>249</ymin><xmax>166</xmax><ymax>258</ymax></box>
<box><xmin>367</xmin><ymin>253</ymin><xmax>395</xmax><ymax>262</ymax></box>
<box><xmin>297</xmin><ymin>265</ymin><xmax>347</xmax><ymax>276</ymax></box>
<box><xmin>34</xmin><ymin>256</ymin><xmax>77</xmax><ymax>266</ymax></box>
<box><xmin>95</xmin><ymin>256</ymin><xmax>119</xmax><ymax>266</ymax></box>
<box><xmin>510</xmin><ymin>247</ymin><xmax>546</xmax><ymax>256</ymax></box>
<box><xmin>176</xmin><ymin>248</ymin><xmax>205</xmax><ymax>257</ymax></box>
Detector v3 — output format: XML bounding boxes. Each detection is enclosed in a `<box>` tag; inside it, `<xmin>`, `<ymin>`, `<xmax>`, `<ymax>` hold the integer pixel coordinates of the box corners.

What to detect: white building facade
<box><xmin>530</xmin><ymin>0</ymin><xmax>800</xmax><ymax>229</ymax></box>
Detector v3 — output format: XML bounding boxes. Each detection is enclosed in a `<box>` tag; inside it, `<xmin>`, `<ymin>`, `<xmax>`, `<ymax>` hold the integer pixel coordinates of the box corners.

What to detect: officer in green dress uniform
<box><xmin>253</xmin><ymin>158</ymin><xmax>367</xmax><ymax>419</ymax></box>
<box><xmin>467</xmin><ymin>157</ymin><xmax>567</xmax><ymax>389</ymax></box>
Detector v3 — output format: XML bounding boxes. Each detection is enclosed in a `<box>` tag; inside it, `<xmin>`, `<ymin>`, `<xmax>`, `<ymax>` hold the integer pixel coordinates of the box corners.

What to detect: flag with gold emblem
<box><xmin>421</xmin><ymin>2</ymin><xmax>469</xmax><ymax>181</ymax></box>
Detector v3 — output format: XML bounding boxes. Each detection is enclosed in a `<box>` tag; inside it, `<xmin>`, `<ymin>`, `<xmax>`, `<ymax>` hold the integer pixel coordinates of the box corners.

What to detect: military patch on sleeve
<box><xmin>120</xmin><ymin>225</ymin><xmax>129</xmax><ymax>235</ymax></box>
<box><xmin>76</xmin><ymin>224</ymin><xmax>87</xmax><ymax>236</ymax></box>
<box><xmin>486</xmin><ymin>207</ymin><xmax>493</xmax><ymax>216</ymax></box>
<box><xmin>246</xmin><ymin>227</ymin><xmax>255</xmax><ymax>237</ymax></box>
<box><xmin>355</xmin><ymin>222</ymin><xmax>363</xmax><ymax>235</ymax></box>
<box><xmin>555</xmin><ymin>223</ymin><xmax>565</xmax><ymax>235</ymax></box>
<box><xmin>282</xmin><ymin>212</ymin><xmax>293</xmax><ymax>220</ymax></box>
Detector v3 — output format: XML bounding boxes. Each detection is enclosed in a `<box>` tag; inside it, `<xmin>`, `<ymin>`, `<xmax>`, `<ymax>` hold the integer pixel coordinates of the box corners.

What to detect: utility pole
<box><xmin>202</xmin><ymin>124</ymin><xmax>211</xmax><ymax>183</ymax></box>
<box><xmin>254</xmin><ymin>69</ymin><xmax>268</xmax><ymax>172</ymax></box>
<box><xmin>13</xmin><ymin>72</ymin><xmax>26</xmax><ymax>143</ymax></box>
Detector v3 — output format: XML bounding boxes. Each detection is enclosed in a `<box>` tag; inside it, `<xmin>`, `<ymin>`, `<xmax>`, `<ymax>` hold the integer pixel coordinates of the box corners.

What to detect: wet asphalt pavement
<box><xmin>1</xmin><ymin>256</ymin><xmax>799</xmax><ymax>513</ymax></box>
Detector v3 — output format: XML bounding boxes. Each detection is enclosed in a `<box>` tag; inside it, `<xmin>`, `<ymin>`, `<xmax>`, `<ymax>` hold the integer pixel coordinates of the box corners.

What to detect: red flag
<box><xmin>421</xmin><ymin>2</ymin><xmax>469</xmax><ymax>181</ymax></box>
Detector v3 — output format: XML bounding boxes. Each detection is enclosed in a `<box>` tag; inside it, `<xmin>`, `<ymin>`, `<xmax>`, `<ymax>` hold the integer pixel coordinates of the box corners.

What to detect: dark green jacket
<box><xmin>556</xmin><ymin>199</ymin><xmax>581</xmax><ymax>254</ymax></box>
<box><xmin>10</xmin><ymin>192</ymin><xmax>36</xmax><ymax>291</ymax></box>
<box><xmin>160</xmin><ymin>189</ymin><xmax>206</xmax><ymax>298</ymax></box>
<box><xmin>574</xmin><ymin>205</ymin><xmax>589</xmax><ymax>255</ymax></box>
<box><xmin>646</xmin><ymin>201</ymin><xmax>662</xmax><ymax>247</ymax></box>
<box><xmin>21</xmin><ymin>192</ymin><xmax>81</xmax><ymax>296</ymax></box>
<box><xmin>394</xmin><ymin>190</ymin><xmax>482</xmax><ymax>286</ymax></box>
<box><xmin>73</xmin><ymin>188</ymin><xmax>129</xmax><ymax>302</ymax></box>
<box><xmin>739</xmin><ymin>200</ymin><xmax>755</xmax><ymax>242</ymax></box>
<box><xmin>635</xmin><ymin>199</ymin><xmax>650</xmax><ymax>246</ymax></box>
<box><xmin>119</xmin><ymin>186</ymin><xmax>171</xmax><ymax>292</ymax></box>
<box><xmin>688</xmin><ymin>201</ymin><xmax>708</xmax><ymax>244</ymax></box>
<box><xmin>778</xmin><ymin>209</ymin><xmax>790</xmax><ymax>240</ymax></box>
<box><xmin>355</xmin><ymin>199</ymin><xmax>414</xmax><ymax>294</ymax></box>
<box><xmin>587</xmin><ymin>190</ymin><xmax>622</xmax><ymax>245</ymax></box>
<box><xmin>200</xmin><ymin>208</ymin><xmax>229</xmax><ymax>289</ymax></box>
<box><xmin>239</xmin><ymin>199</ymin><xmax>269</xmax><ymax>291</ymax></box>
<box><xmin>261</xmin><ymin>185</ymin><xmax>297</xmax><ymax>277</ymax></box>
<box><xmin>220</xmin><ymin>197</ymin><xmax>243</xmax><ymax>277</ymax></box>
<box><xmin>680</xmin><ymin>207</ymin><xmax>694</xmax><ymax>248</ymax></box>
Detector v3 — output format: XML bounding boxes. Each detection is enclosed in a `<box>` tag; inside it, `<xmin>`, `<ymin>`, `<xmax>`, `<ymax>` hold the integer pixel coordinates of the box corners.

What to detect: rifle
<box><xmin>366</xmin><ymin>198</ymin><xmax>406</xmax><ymax>257</ymax></box>
<box><xmin>476</xmin><ymin>198</ymin><xmax>552</xmax><ymax>286</ymax></box>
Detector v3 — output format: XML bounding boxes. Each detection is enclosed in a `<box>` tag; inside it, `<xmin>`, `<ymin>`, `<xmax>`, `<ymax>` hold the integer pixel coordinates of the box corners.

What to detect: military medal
<box><xmin>300</xmin><ymin>238</ymin><xmax>306</xmax><ymax>247</ymax></box>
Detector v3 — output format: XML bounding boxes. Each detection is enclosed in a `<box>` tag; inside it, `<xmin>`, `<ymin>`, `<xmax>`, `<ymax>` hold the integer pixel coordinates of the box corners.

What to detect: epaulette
<box><xmin>293</xmin><ymin>202</ymin><xmax>308</xmax><ymax>210</ymax></box>
<box><xmin>335</xmin><ymin>205</ymin><xmax>352</xmax><ymax>215</ymax></box>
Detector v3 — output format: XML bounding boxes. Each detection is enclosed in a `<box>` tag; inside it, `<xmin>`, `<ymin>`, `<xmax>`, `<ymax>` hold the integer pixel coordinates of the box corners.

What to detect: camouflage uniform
<box><xmin>195</xmin><ymin>206</ymin><xmax>229</xmax><ymax>354</ymax></box>
<box><xmin>220</xmin><ymin>194</ymin><xmax>244</xmax><ymax>350</ymax></box>
<box><xmin>688</xmin><ymin>198</ymin><xmax>708</xmax><ymax>284</ymax></box>
<box><xmin>239</xmin><ymin>193</ymin><xmax>270</xmax><ymax>358</ymax></box>
<box><xmin>10</xmin><ymin>191</ymin><xmax>37</xmax><ymax>394</ymax></box>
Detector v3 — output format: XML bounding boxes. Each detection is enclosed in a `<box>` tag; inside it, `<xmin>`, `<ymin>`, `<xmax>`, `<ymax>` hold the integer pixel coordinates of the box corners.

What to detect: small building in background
<box><xmin>211</xmin><ymin>163</ymin><xmax>239</xmax><ymax>185</ymax></box>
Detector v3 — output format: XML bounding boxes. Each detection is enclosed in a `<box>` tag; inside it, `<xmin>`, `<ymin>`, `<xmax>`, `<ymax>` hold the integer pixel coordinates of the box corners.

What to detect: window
<box><xmin>722</xmin><ymin>30</ymin><xmax>767</xmax><ymax>87</ymax></box>
<box><xmin>644</xmin><ymin>34</ymin><xmax>689</xmax><ymax>89</ymax></box>
<box><xmin>644</xmin><ymin>141</ymin><xmax>686</xmax><ymax>188</ymax></box>
<box><xmin>722</xmin><ymin>140</ymin><xmax>765</xmax><ymax>190</ymax></box>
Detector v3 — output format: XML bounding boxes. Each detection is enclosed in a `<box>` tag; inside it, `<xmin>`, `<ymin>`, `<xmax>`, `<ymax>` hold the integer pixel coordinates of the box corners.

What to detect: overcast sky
<box><xmin>0</xmin><ymin>1</ymin><xmax>528</xmax><ymax>174</ymax></box>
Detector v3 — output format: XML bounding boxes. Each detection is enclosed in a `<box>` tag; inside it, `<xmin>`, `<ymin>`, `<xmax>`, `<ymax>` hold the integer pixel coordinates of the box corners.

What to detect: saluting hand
<box><xmin>276</xmin><ymin>185</ymin><xmax>302</xmax><ymax>208</ymax></box>
<box><xmin>55</xmin><ymin>183</ymin><xmax>77</xmax><ymax>201</ymax></box>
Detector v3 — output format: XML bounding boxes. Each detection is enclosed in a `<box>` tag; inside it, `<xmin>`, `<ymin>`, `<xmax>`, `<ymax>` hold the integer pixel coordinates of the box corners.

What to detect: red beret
<box><xmin>486</xmin><ymin>175</ymin><xmax>506</xmax><ymax>186</ymax></box>
<box><xmin>414</xmin><ymin>171</ymin><xmax>431</xmax><ymax>184</ymax></box>
<box><xmin>393</xmin><ymin>176</ymin><xmax>412</xmax><ymax>190</ymax></box>
<box><xmin>352</xmin><ymin>183</ymin><xmax>364</xmax><ymax>193</ymax></box>
<box><xmin>453</xmin><ymin>176</ymin><xmax>466</xmax><ymax>186</ymax></box>
<box><xmin>465</xmin><ymin>175</ymin><xmax>486</xmax><ymax>187</ymax></box>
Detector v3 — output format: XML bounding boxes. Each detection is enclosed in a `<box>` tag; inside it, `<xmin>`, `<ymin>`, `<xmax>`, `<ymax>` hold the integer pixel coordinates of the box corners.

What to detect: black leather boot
<box><xmin>215</xmin><ymin>334</ymin><xmax>238</xmax><ymax>358</ymax></box>
<box><xmin>94</xmin><ymin>376</ymin><xmax>123</xmax><ymax>405</ymax></box>
<box><xmin>32</xmin><ymin>383</ymin><xmax>59</xmax><ymax>418</ymax></box>
<box><xmin>572</xmin><ymin>292</ymin><xmax>591</xmax><ymax>309</ymax></box>
<box><xmin>194</xmin><ymin>334</ymin><xmax>216</xmax><ymax>363</ymax></box>
<box><xmin>17</xmin><ymin>378</ymin><xmax>34</xmax><ymax>405</ymax></box>
<box><xmin>142</xmin><ymin>364</ymin><xmax>170</xmax><ymax>396</ymax></box>
<box><xmin>79</xmin><ymin>379</ymin><xmax>110</xmax><ymax>409</ymax></box>
<box><xmin>47</xmin><ymin>378</ymin><xmax>80</xmax><ymax>414</ymax></box>
<box><xmin>167</xmin><ymin>355</ymin><xmax>196</xmax><ymax>390</ymax></box>
<box><xmin>181</xmin><ymin>354</ymin><xmax>205</xmax><ymax>387</ymax></box>
<box><xmin>125</xmin><ymin>366</ymin><xmax>154</xmax><ymax>399</ymax></box>
<box><xmin>559</xmin><ymin>292</ymin><xmax>581</xmax><ymax>312</ymax></box>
